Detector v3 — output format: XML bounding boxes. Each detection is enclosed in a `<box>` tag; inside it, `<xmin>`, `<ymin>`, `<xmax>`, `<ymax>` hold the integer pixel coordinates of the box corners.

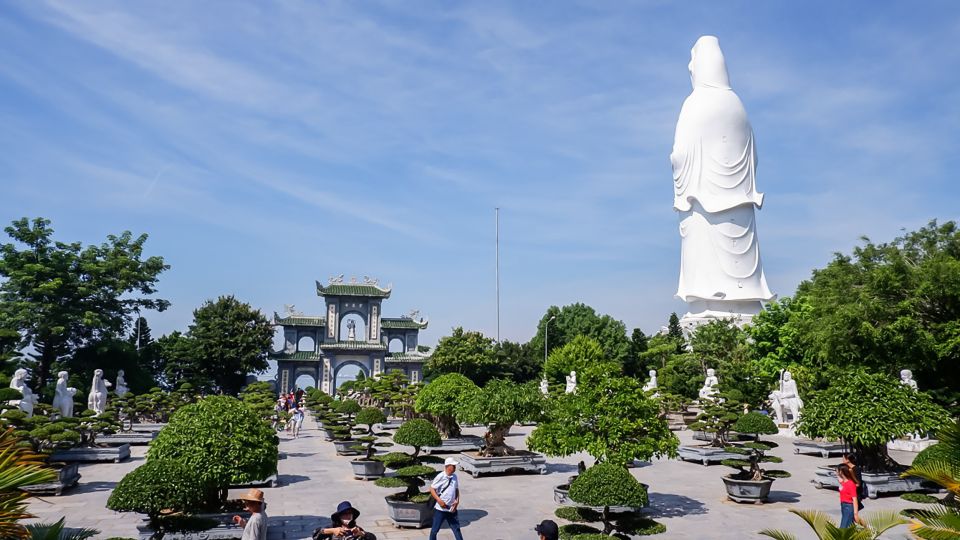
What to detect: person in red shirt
<box><xmin>837</xmin><ymin>464</ymin><xmax>860</xmax><ymax>528</ymax></box>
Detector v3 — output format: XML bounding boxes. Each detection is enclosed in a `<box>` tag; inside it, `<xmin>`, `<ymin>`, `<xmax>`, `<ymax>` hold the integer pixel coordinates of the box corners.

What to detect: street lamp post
<box><xmin>544</xmin><ymin>315</ymin><xmax>556</xmax><ymax>366</ymax></box>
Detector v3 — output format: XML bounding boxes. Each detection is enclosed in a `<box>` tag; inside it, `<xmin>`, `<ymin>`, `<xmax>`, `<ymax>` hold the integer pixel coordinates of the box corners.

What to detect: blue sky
<box><xmin>2</xmin><ymin>1</ymin><xmax>959</xmax><ymax>347</ymax></box>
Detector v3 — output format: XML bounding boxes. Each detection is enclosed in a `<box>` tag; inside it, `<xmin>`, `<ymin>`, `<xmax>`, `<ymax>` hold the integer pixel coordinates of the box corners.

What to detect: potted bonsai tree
<box><xmin>414</xmin><ymin>373</ymin><xmax>481</xmax><ymax>453</ymax></box>
<box><xmin>679</xmin><ymin>389</ymin><xmax>746</xmax><ymax>466</ymax></box>
<box><xmin>720</xmin><ymin>412</ymin><xmax>790</xmax><ymax>503</ymax></box>
<box><xmin>332</xmin><ymin>399</ymin><xmax>362</xmax><ymax>456</ymax></box>
<box><xmin>374</xmin><ymin>418</ymin><xmax>442</xmax><ymax>528</ymax></box>
<box><xmin>350</xmin><ymin>407</ymin><xmax>391</xmax><ymax>480</ymax></box>
<box><xmin>558</xmin><ymin>462</ymin><xmax>664</xmax><ymax>538</ymax></box>
<box><xmin>799</xmin><ymin>370</ymin><xmax>948</xmax><ymax>498</ymax></box>
<box><xmin>456</xmin><ymin>379</ymin><xmax>545</xmax><ymax>477</ymax></box>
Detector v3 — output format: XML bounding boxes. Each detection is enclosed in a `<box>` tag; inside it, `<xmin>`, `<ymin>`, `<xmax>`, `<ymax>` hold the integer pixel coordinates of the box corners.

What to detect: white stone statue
<box><xmin>539</xmin><ymin>377</ymin><xmax>549</xmax><ymax>396</ymax></box>
<box><xmin>115</xmin><ymin>369</ymin><xmax>129</xmax><ymax>397</ymax></box>
<box><xmin>88</xmin><ymin>369</ymin><xmax>112</xmax><ymax>416</ymax></box>
<box><xmin>900</xmin><ymin>369</ymin><xmax>918</xmax><ymax>391</ymax></box>
<box><xmin>53</xmin><ymin>371</ymin><xmax>77</xmax><ymax>418</ymax></box>
<box><xmin>769</xmin><ymin>371</ymin><xmax>803</xmax><ymax>426</ymax></box>
<box><xmin>671</xmin><ymin>35</ymin><xmax>775</xmax><ymax>329</ymax></box>
<box><xmin>346</xmin><ymin>319</ymin><xmax>356</xmax><ymax>341</ymax></box>
<box><xmin>565</xmin><ymin>371</ymin><xmax>577</xmax><ymax>394</ymax></box>
<box><xmin>9</xmin><ymin>368</ymin><xmax>38</xmax><ymax>418</ymax></box>
<box><xmin>698</xmin><ymin>368</ymin><xmax>719</xmax><ymax>401</ymax></box>
<box><xmin>642</xmin><ymin>370</ymin><xmax>659</xmax><ymax>393</ymax></box>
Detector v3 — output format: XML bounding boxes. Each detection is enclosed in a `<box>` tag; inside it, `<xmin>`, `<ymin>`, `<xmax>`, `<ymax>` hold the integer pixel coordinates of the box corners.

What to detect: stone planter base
<box><xmin>136</xmin><ymin>512</ymin><xmax>249</xmax><ymax>539</ymax></box>
<box><xmin>723</xmin><ymin>475</ymin><xmax>774</xmax><ymax>503</ymax></box>
<box><xmin>21</xmin><ymin>462</ymin><xmax>80</xmax><ymax>496</ymax></box>
<box><xmin>50</xmin><ymin>444</ymin><xmax>130</xmax><ymax>463</ymax></box>
<box><xmin>333</xmin><ymin>440</ymin><xmax>361</xmax><ymax>456</ymax></box>
<box><xmin>351</xmin><ymin>459</ymin><xmax>386</xmax><ymax>480</ymax></box>
<box><xmin>322</xmin><ymin>428</ymin><xmax>335</xmax><ymax>441</ymax></box>
<box><xmin>677</xmin><ymin>445</ymin><xmax>741</xmax><ymax>466</ymax></box>
<box><xmin>457</xmin><ymin>451</ymin><xmax>547</xmax><ymax>478</ymax></box>
<box><xmin>129</xmin><ymin>422</ymin><xmax>167</xmax><ymax>433</ymax></box>
<box><xmin>99</xmin><ymin>432</ymin><xmax>158</xmax><ymax>446</ymax></box>
<box><xmin>231</xmin><ymin>474</ymin><xmax>278</xmax><ymax>489</ymax></box>
<box><xmin>812</xmin><ymin>465</ymin><xmax>928</xmax><ymax>498</ymax></box>
<box><xmin>887</xmin><ymin>438</ymin><xmax>937</xmax><ymax>453</ymax></box>
<box><xmin>793</xmin><ymin>439</ymin><xmax>846</xmax><ymax>458</ymax></box>
<box><xmin>424</xmin><ymin>436</ymin><xmax>483</xmax><ymax>454</ymax></box>
<box><xmin>385</xmin><ymin>496</ymin><xmax>435</xmax><ymax>528</ymax></box>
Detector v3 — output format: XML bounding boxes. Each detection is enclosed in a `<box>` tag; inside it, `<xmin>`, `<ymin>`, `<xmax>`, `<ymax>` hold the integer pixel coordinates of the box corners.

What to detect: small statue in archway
<box><xmin>346</xmin><ymin>319</ymin><xmax>357</xmax><ymax>341</ymax></box>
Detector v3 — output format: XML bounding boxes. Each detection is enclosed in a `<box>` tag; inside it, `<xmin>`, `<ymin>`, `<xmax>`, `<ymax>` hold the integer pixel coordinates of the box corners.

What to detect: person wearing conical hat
<box><xmin>233</xmin><ymin>488</ymin><xmax>268</xmax><ymax>540</ymax></box>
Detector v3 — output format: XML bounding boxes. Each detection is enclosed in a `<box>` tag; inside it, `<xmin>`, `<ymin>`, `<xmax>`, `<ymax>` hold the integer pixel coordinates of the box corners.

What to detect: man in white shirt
<box><xmin>233</xmin><ymin>488</ymin><xmax>268</xmax><ymax>540</ymax></box>
<box><xmin>428</xmin><ymin>457</ymin><xmax>464</xmax><ymax>540</ymax></box>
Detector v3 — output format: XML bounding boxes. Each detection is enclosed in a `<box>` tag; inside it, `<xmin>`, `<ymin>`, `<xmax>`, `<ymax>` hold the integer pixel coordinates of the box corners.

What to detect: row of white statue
<box><xmin>7</xmin><ymin>368</ymin><xmax>128</xmax><ymax>419</ymax></box>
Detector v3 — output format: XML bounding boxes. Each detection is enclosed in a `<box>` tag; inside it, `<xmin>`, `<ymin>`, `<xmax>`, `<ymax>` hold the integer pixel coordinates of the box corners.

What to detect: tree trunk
<box><xmin>437</xmin><ymin>415</ymin><xmax>461</xmax><ymax>439</ymax></box>
<box><xmin>480</xmin><ymin>424</ymin><xmax>515</xmax><ymax>457</ymax></box>
<box><xmin>601</xmin><ymin>506</ymin><xmax>613</xmax><ymax>535</ymax></box>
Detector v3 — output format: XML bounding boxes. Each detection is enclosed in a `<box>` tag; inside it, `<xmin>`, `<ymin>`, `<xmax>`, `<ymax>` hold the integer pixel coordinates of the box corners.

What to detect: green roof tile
<box><xmin>269</xmin><ymin>351</ymin><xmax>322</xmax><ymax>361</ymax></box>
<box><xmin>386</xmin><ymin>352</ymin><xmax>431</xmax><ymax>363</ymax></box>
<box><xmin>316</xmin><ymin>280</ymin><xmax>391</xmax><ymax>298</ymax></box>
<box><xmin>273</xmin><ymin>314</ymin><xmax>326</xmax><ymax>327</ymax></box>
<box><xmin>320</xmin><ymin>341</ymin><xmax>387</xmax><ymax>351</ymax></box>
<box><xmin>381</xmin><ymin>317</ymin><xmax>428</xmax><ymax>330</ymax></box>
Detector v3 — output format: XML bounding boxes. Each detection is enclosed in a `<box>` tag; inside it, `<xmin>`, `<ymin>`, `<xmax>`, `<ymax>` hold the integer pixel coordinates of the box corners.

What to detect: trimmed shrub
<box><xmin>374</xmin><ymin>419</ymin><xmax>441</xmax><ymax>502</ymax></box>
<box><xmin>107</xmin><ymin>459</ymin><xmax>207</xmax><ymax>529</ymax></box>
<box><xmin>910</xmin><ymin>442</ymin><xmax>951</xmax><ymax>470</ymax></box>
<box><xmin>392</xmin><ymin>418</ymin><xmax>441</xmax><ymax>457</ymax></box>
<box><xmin>414</xmin><ymin>373</ymin><xmax>478</xmax><ymax>438</ymax></box>
<box><xmin>569</xmin><ymin>463</ymin><xmax>648</xmax><ymax>509</ymax></box>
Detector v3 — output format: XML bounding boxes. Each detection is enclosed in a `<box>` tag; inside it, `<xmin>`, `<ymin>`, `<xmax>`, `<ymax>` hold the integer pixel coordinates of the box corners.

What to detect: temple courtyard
<box><xmin>23</xmin><ymin>417</ymin><xmax>922</xmax><ymax>540</ymax></box>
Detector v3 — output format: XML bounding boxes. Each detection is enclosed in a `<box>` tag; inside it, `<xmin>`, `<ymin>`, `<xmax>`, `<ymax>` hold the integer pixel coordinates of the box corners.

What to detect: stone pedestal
<box><xmin>424</xmin><ymin>436</ymin><xmax>483</xmax><ymax>454</ymax></box>
<box><xmin>887</xmin><ymin>438</ymin><xmax>937</xmax><ymax>453</ymax></box>
<box><xmin>21</xmin><ymin>463</ymin><xmax>80</xmax><ymax>496</ymax></box>
<box><xmin>99</xmin><ymin>431</ymin><xmax>158</xmax><ymax>446</ymax></box>
<box><xmin>457</xmin><ymin>451</ymin><xmax>547</xmax><ymax>477</ymax></box>
<box><xmin>677</xmin><ymin>445</ymin><xmax>742</xmax><ymax>466</ymax></box>
<box><xmin>51</xmin><ymin>444</ymin><xmax>130</xmax><ymax>463</ymax></box>
<box><xmin>792</xmin><ymin>439</ymin><xmax>845</xmax><ymax>458</ymax></box>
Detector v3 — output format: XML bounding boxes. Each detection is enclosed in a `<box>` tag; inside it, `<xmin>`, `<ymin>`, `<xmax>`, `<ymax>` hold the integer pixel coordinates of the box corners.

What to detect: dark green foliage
<box><xmin>423</xmin><ymin>327</ymin><xmax>500</xmax><ymax>385</ymax></box>
<box><xmin>148</xmin><ymin>396</ymin><xmax>277</xmax><ymax>508</ymax></box>
<box><xmin>392</xmin><ymin>418</ymin><xmax>441</xmax><ymax>456</ymax></box>
<box><xmin>0</xmin><ymin>388</ymin><xmax>21</xmax><ymax>401</ymax></box>
<box><xmin>336</xmin><ymin>399</ymin><xmax>361</xmax><ymax>419</ymax></box>
<box><xmin>722</xmin><ymin>413</ymin><xmax>787</xmax><ymax>483</ymax></box>
<box><xmin>654</xmin><ymin>352</ymin><xmax>702</xmax><ymax>400</ymax></box>
<box><xmin>1</xmin><ymin>405</ymin><xmax>118</xmax><ymax>454</ymax></box>
<box><xmin>354</xmin><ymin>408</ymin><xmax>388</xmax><ymax>460</ymax></box>
<box><xmin>734</xmin><ymin>412</ymin><xmax>779</xmax><ymax>436</ymax></box>
<box><xmin>689</xmin><ymin>390</ymin><xmax>745</xmax><ymax>447</ymax></box>
<box><xmin>623</xmin><ymin>328</ymin><xmax>649</xmax><ymax>378</ymax></box>
<box><xmin>374</xmin><ymin>419</ymin><xmax>439</xmax><ymax>501</ymax></box>
<box><xmin>414</xmin><ymin>373</ymin><xmax>478</xmax><ymax>438</ymax></box>
<box><xmin>558</xmin><ymin>524</ymin><xmax>602</xmax><ymax>540</ymax></box>
<box><xmin>24</xmin><ymin>517</ymin><xmax>99</xmax><ymax>540</ymax></box>
<box><xmin>106</xmin><ymin>460</ymin><xmax>207</xmax><ymax>527</ymax></box>
<box><xmin>239</xmin><ymin>381</ymin><xmax>282</xmax><ymax>425</ymax></box>
<box><xmin>689</xmin><ymin>320</ymin><xmax>770</xmax><ymax>407</ymax></box>
<box><xmin>187</xmin><ymin>296</ymin><xmax>273</xmax><ymax>394</ymax></box>
<box><xmin>543</xmin><ymin>336</ymin><xmax>607</xmax><ymax>387</ymax></box>
<box><xmin>900</xmin><ymin>492</ymin><xmax>939</xmax><ymax>504</ymax></box>
<box><xmin>529</xmin><ymin>303</ymin><xmax>632</xmax><ymax>365</ymax></box>
<box><xmin>567</xmin><ymin>463</ymin><xmax>651</xmax><ymax>536</ymax></box>
<box><xmin>493</xmin><ymin>339</ymin><xmax>541</xmax><ymax>383</ymax></box>
<box><xmin>614</xmin><ymin>513</ymin><xmax>666</xmax><ymax>536</ymax></box>
<box><xmin>910</xmin><ymin>441</ymin><xmax>952</xmax><ymax>470</ymax></box>
<box><xmin>796</xmin><ymin>370</ymin><xmax>949</xmax><ymax>472</ymax></box>
<box><xmin>457</xmin><ymin>379</ymin><xmax>541</xmax><ymax>456</ymax></box>
<box><xmin>555</xmin><ymin>506</ymin><xmax>601</xmax><ymax>523</ymax></box>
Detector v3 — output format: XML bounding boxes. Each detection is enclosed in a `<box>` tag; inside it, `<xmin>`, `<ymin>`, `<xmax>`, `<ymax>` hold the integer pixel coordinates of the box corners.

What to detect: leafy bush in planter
<box><xmin>721</xmin><ymin>413</ymin><xmax>789</xmax><ymax>481</ymax></box>
<box><xmin>796</xmin><ymin>370</ymin><xmax>949</xmax><ymax>472</ymax></box>
<box><xmin>529</xmin><ymin>368</ymin><xmax>678</xmax><ymax>466</ymax></box>
<box><xmin>336</xmin><ymin>399</ymin><xmax>361</xmax><ymax>420</ymax></box>
<box><xmin>240</xmin><ymin>382</ymin><xmax>281</xmax><ymax>424</ymax></box>
<box><xmin>567</xmin><ymin>463</ymin><xmax>659</xmax><ymax>536</ymax></box>
<box><xmin>353</xmin><ymin>407</ymin><xmax>389</xmax><ymax>460</ymax></box>
<box><xmin>1</xmin><ymin>405</ymin><xmax>119</xmax><ymax>454</ymax></box>
<box><xmin>457</xmin><ymin>379</ymin><xmax>541</xmax><ymax>456</ymax></box>
<box><xmin>107</xmin><ymin>459</ymin><xmax>208</xmax><ymax>533</ymax></box>
<box><xmin>689</xmin><ymin>389</ymin><xmax>745</xmax><ymax>448</ymax></box>
<box><xmin>374</xmin><ymin>419</ymin><xmax>440</xmax><ymax>503</ymax></box>
<box><xmin>148</xmin><ymin>396</ymin><xmax>277</xmax><ymax>508</ymax></box>
<box><xmin>414</xmin><ymin>373</ymin><xmax>478</xmax><ymax>438</ymax></box>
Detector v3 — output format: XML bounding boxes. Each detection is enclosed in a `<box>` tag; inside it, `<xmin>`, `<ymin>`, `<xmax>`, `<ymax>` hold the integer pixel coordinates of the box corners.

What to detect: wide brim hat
<box><xmin>332</xmin><ymin>500</ymin><xmax>360</xmax><ymax>521</ymax></box>
<box><xmin>238</xmin><ymin>488</ymin><xmax>265</xmax><ymax>503</ymax></box>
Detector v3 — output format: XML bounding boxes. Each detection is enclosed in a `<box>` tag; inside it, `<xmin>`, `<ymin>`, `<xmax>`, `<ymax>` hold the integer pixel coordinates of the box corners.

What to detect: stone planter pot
<box><xmin>722</xmin><ymin>475</ymin><xmax>774</xmax><ymax>503</ymax></box>
<box><xmin>424</xmin><ymin>436</ymin><xmax>483</xmax><ymax>454</ymax></box>
<box><xmin>793</xmin><ymin>439</ymin><xmax>846</xmax><ymax>458</ymax></box>
<box><xmin>129</xmin><ymin>422</ymin><xmax>167</xmax><ymax>433</ymax></box>
<box><xmin>812</xmin><ymin>465</ymin><xmax>929</xmax><ymax>498</ymax></box>
<box><xmin>384</xmin><ymin>495</ymin><xmax>435</xmax><ymax>528</ymax></box>
<box><xmin>231</xmin><ymin>474</ymin><xmax>279</xmax><ymax>488</ymax></box>
<box><xmin>99</xmin><ymin>431</ymin><xmax>158</xmax><ymax>446</ymax></box>
<box><xmin>677</xmin><ymin>445</ymin><xmax>742</xmax><ymax>466</ymax></box>
<box><xmin>50</xmin><ymin>443</ymin><xmax>130</xmax><ymax>463</ymax></box>
<box><xmin>887</xmin><ymin>438</ymin><xmax>937</xmax><ymax>453</ymax></box>
<box><xmin>457</xmin><ymin>451</ymin><xmax>547</xmax><ymax>478</ymax></box>
<box><xmin>136</xmin><ymin>512</ymin><xmax>248</xmax><ymax>540</ymax></box>
<box><xmin>21</xmin><ymin>462</ymin><xmax>80</xmax><ymax>496</ymax></box>
<box><xmin>681</xmin><ymin>412</ymin><xmax>698</xmax><ymax>425</ymax></box>
<box><xmin>351</xmin><ymin>459</ymin><xmax>386</xmax><ymax>480</ymax></box>
<box><xmin>333</xmin><ymin>440</ymin><xmax>361</xmax><ymax>456</ymax></box>
<box><xmin>322</xmin><ymin>428</ymin><xmax>335</xmax><ymax>441</ymax></box>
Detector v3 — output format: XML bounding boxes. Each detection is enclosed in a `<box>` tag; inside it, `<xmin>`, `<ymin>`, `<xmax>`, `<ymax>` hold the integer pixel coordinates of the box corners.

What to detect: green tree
<box><xmin>494</xmin><ymin>340</ymin><xmax>540</xmax><ymax>383</ymax></box>
<box><xmin>543</xmin><ymin>335</ymin><xmax>606</xmax><ymax>387</ymax></box>
<box><xmin>900</xmin><ymin>419</ymin><xmax>960</xmax><ymax>538</ymax></box>
<box><xmin>689</xmin><ymin>320</ymin><xmax>770</xmax><ymax>407</ymax></box>
<box><xmin>529</xmin><ymin>303</ymin><xmax>631</xmax><ymax>364</ymax></box>
<box><xmin>0</xmin><ymin>218</ymin><xmax>169</xmax><ymax>392</ymax></box>
<box><xmin>423</xmin><ymin>327</ymin><xmax>499</xmax><ymax>385</ymax></box>
<box><xmin>457</xmin><ymin>379</ymin><xmax>541</xmax><ymax>456</ymax></box>
<box><xmin>154</xmin><ymin>331</ymin><xmax>202</xmax><ymax>390</ymax></box>
<box><xmin>64</xmin><ymin>338</ymin><xmax>154</xmax><ymax>396</ymax></box>
<box><xmin>667</xmin><ymin>313</ymin><xmax>684</xmax><ymax>351</ymax></box>
<box><xmin>414</xmin><ymin>373</ymin><xmax>478</xmax><ymax>438</ymax></box>
<box><xmin>623</xmin><ymin>329</ymin><xmax>649</xmax><ymax>378</ymax></box>
<box><xmin>188</xmin><ymin>296</ymin><xmax>273</xmax><ymax>394</ymax></box>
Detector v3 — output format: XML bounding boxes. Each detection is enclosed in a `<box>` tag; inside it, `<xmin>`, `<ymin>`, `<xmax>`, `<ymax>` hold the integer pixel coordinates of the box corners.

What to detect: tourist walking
<box><xmin>232</xmin><ymin>488</ymin><xmax>268</xmax><ymax>540</ymax></box>
<box><xmin>429</xmin><ymin>457</ymin><xmax>464</xmax><ymax>540</ymax></box>
<box><xmin>534</xmin><ymin>519</ymin><xmax>559</xmax><ymax>540</ymax></box>
<box><xmin>313</xmin><ymin>501</ymin><xmax>375</xmax><ymax>539</ymax></box>
<box><xmin>292</xmin><ymin>405</ymin><xmax>305</xmax><ymax>438</ymax></box>
<box><xmin>843</xmin><ymin>453</ymin><xmax>865</xmax><ymax>510</ymax></box>
<box><xmin>837</xmin><ymin>465</ymin><xmax>861</xmax><ymax>528</ymax></box>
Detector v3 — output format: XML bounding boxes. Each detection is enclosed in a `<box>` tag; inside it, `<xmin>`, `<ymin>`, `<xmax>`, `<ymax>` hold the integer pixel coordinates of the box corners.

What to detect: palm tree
<box><xmin>900</xmin><ymin>419</ymin><xmax>960</xmax><ymax>539</ymax></box>
<box><xmin>758</xmin><ymin>509</ymin><xmax>909</xmax><ymax>540</ymax></box>
<box><xmin>25</xmin><ymin>517</ymin><xmax>98</xmax><ymax>540</ymax></box>
<box><xmin>0</xmin><ymin>427</ymin><xmax>58</xmax><ymax>539</ymax></box>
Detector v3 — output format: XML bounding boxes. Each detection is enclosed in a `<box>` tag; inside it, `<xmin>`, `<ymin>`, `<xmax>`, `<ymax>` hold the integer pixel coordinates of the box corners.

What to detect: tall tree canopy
<box><xmin>187</xmin><ymin>296</ymin><xmax>273</xmax><ymax>394</ymax></box>
<box><xmin>528</xmin><ymin>303</ymin><xmax>631</xmax><ymax>365</ymax></box>
<box><xmin>0</xmin><ymin>217</ymin><xmax>168</xmax><ymax>391</ymax></box>
<box><xmin>423</xmin><ymin>327</ymin><xmax>499</xmax><ymax>385</ymax></box>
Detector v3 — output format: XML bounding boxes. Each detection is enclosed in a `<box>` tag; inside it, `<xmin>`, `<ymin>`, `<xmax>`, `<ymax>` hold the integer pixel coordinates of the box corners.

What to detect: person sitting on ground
<box><xmin>232</xmin><ymin>488</ymin><xmax>268</xmax><ymax>540</ymax></box>
<box><xmin>314</xmin><ymin>501</ymin><xmax>375</xmax><ymax>540</ymax></box>
<box><xmin>535</xmin><ymin>519</ymin><xmax>559</xmax><ymax>540</ymax></box>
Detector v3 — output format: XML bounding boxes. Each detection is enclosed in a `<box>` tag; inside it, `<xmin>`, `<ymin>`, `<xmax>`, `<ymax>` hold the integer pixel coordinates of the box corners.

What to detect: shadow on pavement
<box><xmin>647</xmin><ymin>492</ymin><xmax>708</xmax><ymax>518</ymax></box>
<box><xmin>276</xmin><ymin>474</ymin><xmax>311</xmax><ymax>486</ymax></box>
<box><xmin>767</xmin><ymin>490</ymin><xmax>802</xmax><ymax>504</ymax></box>
<box><xmin>544</xmin><ymin>462</ymin><xmax>580</xmax><ymax>475</ymax></box>
<box><xmin>72</xmin><ymin>481</ymin><xmax>118</xmax><ymax>495</ymax></box>
<box><xmin>457</xmin><ymin>508</ymin><xmax>489</xmax><ymax>528</ymax></box>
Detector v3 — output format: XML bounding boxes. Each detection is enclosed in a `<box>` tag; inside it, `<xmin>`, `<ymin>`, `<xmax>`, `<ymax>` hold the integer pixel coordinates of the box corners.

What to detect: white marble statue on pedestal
<box><xmin>540</xmin><ymin>377</ymin><xmax>549</xmax><ymax>396</ymax></box>
<box><xmin>53</xmin><ymin>371</ymin><xmax>77</xmax><ymax>418</ymax></box>
<box><xmin>346</xmin><ymin>319</ymin><xmax>356</xmax><ymax>341</ymax></box>
<box><xmin>88</xmin><ymin>369</ymin><xmax>112</xmax><ymax>416</ymax></box>
<box><xmin>564</xmin><ymin>371</ymin><xmax>577</xmax><ymax>394</ymax></box>
<box><xmin>8</xmin><ymin>368</ymin><xmax>38</xmax><ymax>417</ymax></box>
<box><xmin>769</xmin><ymin>371</ymin><xmax>803</xmax><ymax>426</ymax></box>
<box><xmin>900</xmin><ymin>369</ymin><xmax>918</xmax><ymax>391</ymax></box>
<box><xmin>698</xmin><ymin>368</ymin><xmax>719</xmax><ymax>401</ymax></box>
<box><xmin>670</xmin><ymin>35</ymin><xmax>775</xmax><ymax>330</ymax></box>
<box><xmin>115</xmin><ymin>369</ymin><xmax>129</xmax><ymax>397</ymax></box>
<box><xmin>642</xmin><ymin>370</ymin><xmax>659</xmax><ymax>396</ymax></box>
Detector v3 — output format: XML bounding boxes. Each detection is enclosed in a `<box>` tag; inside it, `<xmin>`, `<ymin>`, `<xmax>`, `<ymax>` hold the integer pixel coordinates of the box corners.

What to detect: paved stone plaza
<box><xmin>26</xmin><ymin>417</ymin><xmax>920</xmax><ymax>539</ymax></box>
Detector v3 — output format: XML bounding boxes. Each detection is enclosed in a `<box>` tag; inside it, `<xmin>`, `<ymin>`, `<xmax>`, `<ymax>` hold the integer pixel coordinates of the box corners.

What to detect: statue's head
<box><xmin>900</xmin><ymin>369</ymin><xmax>912</xmax><ymax>381</ymax></box>
<box><xmin>94</xmin><ymin>368</ymin><xmax>103</xmax><ymax>377</ymax></box>
<box><xmin>688</xmin><ymin>35</ymin><xmax>731</xmax><ymax>91</ymax></box>
<box><xmin>649</xmin><ymin>370</ymin><xmax>657</xmax><ymax>378</ymax></box>
<box><xmin>118</xmin><ymin>369</ymin><xmax>125</xmax><ymax>376</ymax></box>
<box><xmin>706</xmin><ymin>368</ymin><xmax>715</xmax><ymax>377</ymax></box>
<box><xmin>783</xmin><ymin>371</ymin><xmax>792</xmax><ymax>381</ymax></box>
<box><xmin>13</xmin><ymin>368</ymin><xmax>27</xmax><ymax>382</ymax></box>
<box><xmin>57</xmin><ymin>371</ymin><xmax>68</xmax><ymax>381</ymax></box>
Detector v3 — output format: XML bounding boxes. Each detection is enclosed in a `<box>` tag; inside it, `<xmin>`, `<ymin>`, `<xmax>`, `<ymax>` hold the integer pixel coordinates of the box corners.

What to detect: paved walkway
<box><xmin>26</xmin><ymin>417</ymin><xmax>921</xmax><ymax>539</ymax></box>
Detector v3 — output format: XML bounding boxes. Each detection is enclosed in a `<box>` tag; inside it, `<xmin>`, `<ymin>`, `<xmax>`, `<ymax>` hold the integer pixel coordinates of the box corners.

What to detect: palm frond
<box><xmin>905</xmin><ymin>460</ymin><xmax>960</xmax><ymax>498</ymax></box>
<box><xmin>861</xmin><ymin>509</ymin><xmax>911</xmax><ymax>537</ymax></box>
<box><xmin>0</xmin><ymin>428</ymin><xmax>59</xmax><ymax>539</ymax></box>
<box><xmin>790</xmin><ymin>508</ymin><xmax>834</xmax><ymax>538</ymax></box>
<box><xmin>908</xmin><ymin>505</ymin><xmax>960</xmax><ymax>540</ymax></box>
<box><xmin>757</xmin><ymin>529</ymin><xmax>799</xmax><ymax>540</ymax></box>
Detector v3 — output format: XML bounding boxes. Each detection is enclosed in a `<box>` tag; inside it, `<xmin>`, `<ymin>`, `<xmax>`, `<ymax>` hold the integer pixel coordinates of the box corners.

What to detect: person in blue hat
<box><xmin>313</xmin><ymin>501</ymin><xmax>375</xmax><ymax>539</ymax></box>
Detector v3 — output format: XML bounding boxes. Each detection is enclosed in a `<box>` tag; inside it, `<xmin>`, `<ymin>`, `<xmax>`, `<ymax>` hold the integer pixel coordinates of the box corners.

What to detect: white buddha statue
<box><xmin>88</xmin><ymin>369</ymin><xmax>112</xmax><ymax>416</ymax></box>
<box><xmin>671</xmin><ymin>36</ymin><xmax>775</xmax><ymax>328</ymax></box>
<box><xmin>565</xmin><ymin>371</ymin><xmax>577</xmax><ymax>394</ymax></box>
<box><xmin>9</xmin><ymin>368</ymin><xmax>38</xmax><ymax>418</ymax></box>
<box><xmin>642</xmin><ymin>370</ymin><xmax>659</xmax><ymax>393</ymax></box>
<box><xmin>698</xmin><ymin>368</ymin><xmax>719</xmax><ymax>401</ymax></box>
<box><xmin>53</xmin><ymin>371</ymin><xmax>77</xmax><ymax>418</ymax></box>
<box><xmin>539</xmin><ymin>377</ymin><xmax>549</xmax><ymax>396</ymax></box>
<box><xmin>769</xmin><ymin>371</ymin><xmax>803</xmax><ymax>426</ymax></box>
<box><xmin>900</xmin><ymin>369</ymin><xmax>918</xmax><ymax>391</ymax></box>
<box><xmin>115</xmin><ymin>369</ymin><xmax>129</xmax><ymax>397</ymax></box>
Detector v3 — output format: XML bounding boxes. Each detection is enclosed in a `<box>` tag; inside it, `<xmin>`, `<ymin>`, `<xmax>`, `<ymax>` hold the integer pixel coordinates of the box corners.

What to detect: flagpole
<box><xmin>495</xmin><ymin>207</ymin><xmax>500</xmax><ymax>343</ymax></box>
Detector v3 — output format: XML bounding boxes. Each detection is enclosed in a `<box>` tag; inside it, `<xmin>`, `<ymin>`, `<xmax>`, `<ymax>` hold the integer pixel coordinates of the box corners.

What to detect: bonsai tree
<box><xmin>721</xmin><ymin>412</ymin><xmax>788</xmax><ymax>483</ymax></box>
<box><xmin>758</xmin><ymin>508</ymin><xmax>908</xmax><ymax>540</ymax></box>
<box><xmin>352</xmin><ymin>407</ymin><xmax>389</xmax><ymax>461</ymax></box>
<box><xmin>148</xmin><ymin>396</ymin><xmax>278</xmax><ymax>509</ymax></box>
<box><xmin>239</xmin><ymin>382</ymin><xmax>281</xmax><ymax>425</ymax></box>
<box><xmin>565</xmin><ymin>462</ymin><xmax>653</xmax><ymax>537</ymax></box>
<box><xmin>688</xmin><ymin>389</ymin><xmax>745</xmax><ymax>447</ymax></box>
<box><xmin>457</xmin><ymin>379</ymin><xmax>541</xmax><ymax>457</ymax></box>
<box><xmin>106</xmin><ymin>459</ymin><xmax>210</xmax><ymax>538</ymax></box>
<box><xmin>414</xmin><ymin>373</ymin><xmax>478</xmax><ymax>438</ymax></box>
<box><xmin>330</xmin><ymin>400</ymin><xmax>362</xmax><ymax>445</ymax></box>
<box><xmin>899</xmin><ymin>419</ymin><xmax>960</xmax><ymax>537</ymax></box>
<box><xmin>796</xmin><ymin>370</ymin><xmax>949</xmax><ymax>472</ymax></box>
<box><xmin>374</xmin><ymin>419</ymin><xmax>441</xmax><ymax>503</ymax></box>
<box><xmin>528</xmin><ymin>367</ymin><xmax>678</xmax><ymax>466</ymax></box>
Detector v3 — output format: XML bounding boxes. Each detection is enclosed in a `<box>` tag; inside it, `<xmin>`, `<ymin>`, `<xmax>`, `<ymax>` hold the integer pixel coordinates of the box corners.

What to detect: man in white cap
<box><xmin>428</xmin><ymin>457</ymin><xmax>464</xmax><ymax>540</ymax></box>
